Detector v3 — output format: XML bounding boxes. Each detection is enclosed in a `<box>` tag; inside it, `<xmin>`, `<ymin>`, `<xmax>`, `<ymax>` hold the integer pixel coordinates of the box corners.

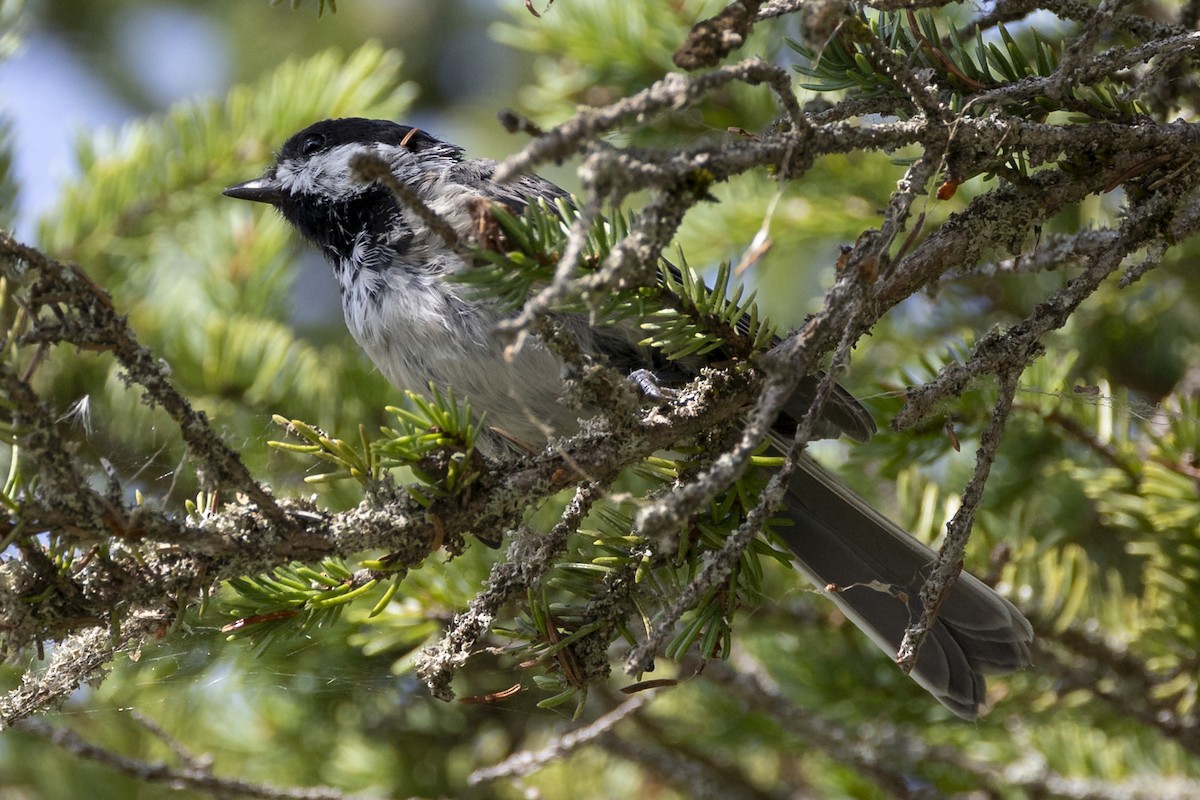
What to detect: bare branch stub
<box><xmin>673</xmin><ymin>0</ymin><xmax>765</xmax><ymax>71</ymax></box>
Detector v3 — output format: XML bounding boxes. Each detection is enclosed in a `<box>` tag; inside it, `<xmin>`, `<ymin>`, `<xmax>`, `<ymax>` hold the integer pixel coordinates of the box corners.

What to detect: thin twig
<box><xmin>350</xmin><ymin>151</ymin><xmax>462</xmax><ymax>252</ymax></box>
<box><xmin>493</xmin><ymin>57</ymin><xmax>809</xmax><ymax>185</ymax></box>
<box><xmin>417</xmin><ymin>482</ymin><xmax>604</xmax><ymax>700</ymax></box>
<box><xmin>15</xmin><ymin>717</ymin><xmax>357</xmax><ymax>800</ymax></box>
<box><xmin>468</xmin><ymin>691</ymin><xmax>657</xmax><ymax>784</ymax></box>
<box><xmin>896</xmin><ymin>367</ymin><xmax>1022</xmax><ymax>672</ymax></box>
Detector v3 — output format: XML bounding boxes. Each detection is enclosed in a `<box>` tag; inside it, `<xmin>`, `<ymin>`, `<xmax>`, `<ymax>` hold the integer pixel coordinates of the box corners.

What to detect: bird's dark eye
<box><xmin>300</xmin><ymin>133</ymin><xmax>326</xmax><ymax>156</ymax></box>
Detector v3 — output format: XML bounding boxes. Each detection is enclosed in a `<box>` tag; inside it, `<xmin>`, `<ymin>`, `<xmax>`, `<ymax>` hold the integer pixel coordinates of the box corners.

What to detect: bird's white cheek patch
<box><xmin>276</xmin><ymin>144</ymin><xmax>367</xmax><ymax>198</ymax></box>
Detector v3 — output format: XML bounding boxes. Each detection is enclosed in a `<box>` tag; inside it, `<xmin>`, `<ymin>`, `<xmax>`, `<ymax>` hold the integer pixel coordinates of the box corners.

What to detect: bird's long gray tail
<box><xmin>775</xmin><ymin>456</ymin><xmax>1033</xmax><ymax>718</ymax></box>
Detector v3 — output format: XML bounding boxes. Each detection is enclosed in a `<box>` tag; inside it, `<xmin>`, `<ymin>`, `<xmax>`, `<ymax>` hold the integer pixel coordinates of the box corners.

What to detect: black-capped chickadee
<box><xmin>225</xmin><ymin>118</ymin><xmax>1032</xmax><ymax>718</ymax></box>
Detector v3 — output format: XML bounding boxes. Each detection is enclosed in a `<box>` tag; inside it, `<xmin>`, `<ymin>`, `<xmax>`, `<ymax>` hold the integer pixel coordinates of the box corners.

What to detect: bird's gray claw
<box><xmin>628</xmin><ymin>369</ymin><xmax>680</xmax><ymax>402</ymax></box>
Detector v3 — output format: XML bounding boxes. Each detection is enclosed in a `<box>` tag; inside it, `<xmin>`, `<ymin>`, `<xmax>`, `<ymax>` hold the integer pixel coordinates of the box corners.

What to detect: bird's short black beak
<box><xmin>223</xmin><ymin>176</ymin><xmax>285</xmax><ymax>205</ymax></box>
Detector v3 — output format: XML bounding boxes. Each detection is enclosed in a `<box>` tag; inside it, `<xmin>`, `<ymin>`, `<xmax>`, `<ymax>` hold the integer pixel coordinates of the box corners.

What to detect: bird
<box><xmin>224</xmin><ymin>117</ymin><xmax>1032</xmax><ymax>718</ymax></box>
